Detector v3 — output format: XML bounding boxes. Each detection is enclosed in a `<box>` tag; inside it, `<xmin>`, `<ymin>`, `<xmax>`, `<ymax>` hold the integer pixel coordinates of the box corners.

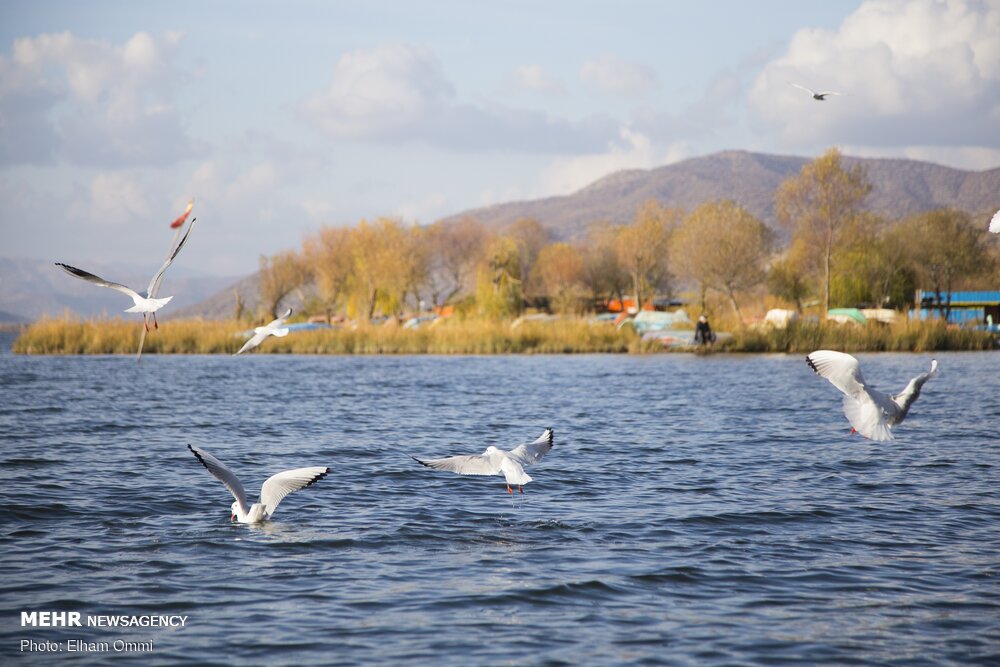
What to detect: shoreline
<box><xmin>10</xmin><ymin>317</ymin><xmax>997</xmax><ymax>355</ymax></box>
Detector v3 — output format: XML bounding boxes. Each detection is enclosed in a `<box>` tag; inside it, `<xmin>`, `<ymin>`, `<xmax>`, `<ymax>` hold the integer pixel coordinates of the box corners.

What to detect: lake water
<box><xmin>1</xmin><ymin>346</ymin><xmax>998</xmax><ymax>665</ymax></box>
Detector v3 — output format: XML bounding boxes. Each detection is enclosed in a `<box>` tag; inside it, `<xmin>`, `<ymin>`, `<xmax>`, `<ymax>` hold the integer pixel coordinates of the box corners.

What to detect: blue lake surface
<box><xmin>0</xmin><ymin>348</ymin><xmax>998</xmax><ymax>665</ymax></box>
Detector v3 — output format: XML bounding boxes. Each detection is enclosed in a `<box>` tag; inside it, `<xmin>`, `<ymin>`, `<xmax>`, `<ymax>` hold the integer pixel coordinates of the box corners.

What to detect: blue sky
<box><xmin>2</xmin><ymin>0</ymin><xmax>998</xmax><ymax>276</ymax></box>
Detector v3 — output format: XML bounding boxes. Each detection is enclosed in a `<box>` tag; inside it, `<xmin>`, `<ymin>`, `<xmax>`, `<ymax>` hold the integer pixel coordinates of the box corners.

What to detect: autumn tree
<box><xmin>671</xmin><ymin>200</ymin><xmax>774</xmax><ymax>323</ymax></box>
<box><xmin>504</xmin><ymin>218</ymin><xmax>552</xmax><ymax>301</ymax></box>
<box><xmin>767</xmin><ymin>239</ymin><xmax>813</xmax><ymax>313</ymax></box>
<box><xmin>534</xmin><ymin>242</ymin><xmax>586</xmax><ymax>314</ymax></box>
<box><xmin>258</xmin><ymin>250</ymin><xmax>309</xmax><ymax>318</ymax></box>
<box><xmin>347</xmin><ymin>218</ymin><xmax>413</xmax><ymax>320</ymax></box>
<box><xmin>615</xmin><ymin>200</ymin><xmax>678</xmax><ymax>311</ymax></box>
<box><xmin>896</xmin><ymin>209</ymin><xmax>994</xmax><ymax>320</ymax></box>
<box><xmin>424</xmin><ymin>217</ymin><xmax>489</xmax><ymax>307</ymax></box>
<box><xmin>476</xmin><ymin>236</ymin><xmax>523</xmax><ymax>318</ymax></box>
<box><xmin>775</xmin><ymin>148</ymin><xmax>872</xmax><ymax>315</ymax></box>
<box><xmin>302</xmin><ymin>225</ymin><xmax>354</xmax><ymax>319</ymax></box>
<box><xmin>581</xmin><ymin>220</ymin><xmax>628</xmax><ymax>305</ymax></box>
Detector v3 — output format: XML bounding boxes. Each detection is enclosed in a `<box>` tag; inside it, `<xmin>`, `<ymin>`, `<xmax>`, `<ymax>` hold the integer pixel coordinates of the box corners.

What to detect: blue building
<box><xmin>910</xmin><ymin>290</ymin><xmax>1000</xmax><ymax>328</ymax></box>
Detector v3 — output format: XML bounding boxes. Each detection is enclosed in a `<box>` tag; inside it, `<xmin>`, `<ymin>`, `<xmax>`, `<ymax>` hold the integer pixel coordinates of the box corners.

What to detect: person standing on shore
<box><xmin>694</xmin><ymin>314</ymin><xmax>715</xmax><ymax>345</ymax></box>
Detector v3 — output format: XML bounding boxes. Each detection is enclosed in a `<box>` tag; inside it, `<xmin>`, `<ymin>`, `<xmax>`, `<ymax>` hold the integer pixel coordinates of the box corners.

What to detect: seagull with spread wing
<box><xmin>55</xmin><ymin>217</ymin><xmax>197</xmax><ymax>332</ymax></box>
<box><xmin>234</xmin><ymin>308</ymin><xmax>293</xmax><ymax>355</ymax></box>
<box><xmin>806</xmin><ymin>351</ymin><xmax>937</xmax><ymax>441</ymax></box>
<box><xmin>188</xmin><ymin>444</ymin><xmax>330</xmax><ymax>524</ymax></box>
<box><xmin>790</xmin><ymin>83</ymin><xmax>841</xmax><ymax>101</ymax></box>
<box><xmin>413</xmin><ymin>428</ymin><xmax>554</xmax><ymax>494</ymax></box>
<box><xmin>136</xmin><ymin>199</ymin><xmax>196</xmax><ymax>362</ymax></box>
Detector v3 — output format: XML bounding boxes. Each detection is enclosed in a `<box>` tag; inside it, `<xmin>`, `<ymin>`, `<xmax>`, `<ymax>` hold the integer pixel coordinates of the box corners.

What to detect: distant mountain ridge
<box><xmin>441</xmin><ymin>150</ymin><xmax>1000</xmax><ymax>237</ymax></box>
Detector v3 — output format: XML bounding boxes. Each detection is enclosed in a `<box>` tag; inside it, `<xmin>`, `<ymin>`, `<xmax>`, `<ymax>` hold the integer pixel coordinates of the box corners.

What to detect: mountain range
<box><xmin>441</xmin><ymin>150</ymin><xmax>1000</xmax><ymax>237</ymax></box>
<box><xmin>4</xmin><ymin>150</ymin><xmax>998</xmax><ymax>321</ymax></box>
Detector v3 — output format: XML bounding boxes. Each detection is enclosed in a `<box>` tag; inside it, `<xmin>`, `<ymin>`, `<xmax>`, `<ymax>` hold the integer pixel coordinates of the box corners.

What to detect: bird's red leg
<box><xmin>850</xmin><ymin>428</ymin><xmax>857</xmax><ymax>436</ymax></box>
<box><xmin>143</xmin><ymin>314</ymin><xmax>149</xmax><ymax>332</ymax></box>
<box><xmin>518</xmin><ymin>485</ymin><xmax>524</xmax><ymax>494</ymax></box>
<box><xmin>153</xmin><ymin>312</ymin><xmax>159</xmax><ymax>329</ymax></box>
<box><xmin>506</xmin><ymin>484</ymin><xmax>513</xmax><ymax>494</ymax></box>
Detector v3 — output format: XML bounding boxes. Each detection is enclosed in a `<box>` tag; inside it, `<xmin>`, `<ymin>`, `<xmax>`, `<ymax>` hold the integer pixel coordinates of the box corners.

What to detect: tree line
<box><xmin>256</xmin><ymin>149</ymin><xmax>999</xmax><ymax>324</ymax></box>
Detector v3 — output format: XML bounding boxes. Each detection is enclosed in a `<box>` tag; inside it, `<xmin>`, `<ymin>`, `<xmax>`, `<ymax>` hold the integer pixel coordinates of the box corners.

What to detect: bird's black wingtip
<box><xmin>411</xmin><ymin>456</ymin><xmax>432</xmax><ymax>468</ymax></box>
<box><xmin>805</xmin><ymin>355</ymin><xmax>819</xmax><ymax>374</ymax></box>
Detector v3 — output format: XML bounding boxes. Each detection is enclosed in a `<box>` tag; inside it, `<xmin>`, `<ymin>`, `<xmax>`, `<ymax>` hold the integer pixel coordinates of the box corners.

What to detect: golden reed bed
<box><xmin>11</xmin><ymin>316</ymin><xmax>996</xmax><ymax>355</ymax></box>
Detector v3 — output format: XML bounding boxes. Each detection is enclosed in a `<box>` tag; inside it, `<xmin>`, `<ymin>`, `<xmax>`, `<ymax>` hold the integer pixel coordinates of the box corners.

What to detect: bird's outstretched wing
<box><xmin>55</xmin><ymin>263</ymin><xmax>142</xmax><ymax>301</ymax></box>
<box><xmin>790</xmin><ymin>82</ymin><xmax>816</xmax><ymax>95</ymax></box>
<box><xmin>259</xmin><ymin>467</ymin><xmax>330</xmax><ymax>517</ymax></box>
<box><xmin>806</xmin><ymin>350</ymin><xmax>869</xmax><ymax>401</ymax></box>
<box><xmin>188</xmin><ymin>444</ymin><xmax>250</xmax><ymax>516</ymax></box>
<box><xmin>413</xmin><ymin>454</ymin><xmax>501</xmax><ymax>476</ymax></box>
<box><xmin>507</xmin><ymin>428</ymin><xmax>554</xmax><ymax>466</ymax></box>
<box><xmin>146</xmin><ymin>217</ymin><xmax>197</xmax><ymax>296</ymax></box>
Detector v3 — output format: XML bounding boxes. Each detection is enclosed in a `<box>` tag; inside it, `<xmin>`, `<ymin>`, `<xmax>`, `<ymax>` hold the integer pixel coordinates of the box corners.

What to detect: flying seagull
<box><xmin>56</xmin><ymin>217</ymin><xmax>197</xmax><ymax>332</ymax></box>
<box><xmin>806</xmin><ymin>350</ymin><xmax>937</xmax><ymax>441</ymax></box>
<box><xmin>187</xmin><ymin>444</ymin><xmax>330</xmax><ymax>524</ymax></box>
<box><xmin>413</xmin><ymin>428</ymin><xmax>554</xmax><ymax>494</ymax></box>
<box><xmin>989</xmin><ymin>208</ymin><xmax>1000</xmax><ymax>234</ymax></box>
<box><xmin>234</xmin><ymin>308</ymin><xmax>293</xmax><ymax>355</ymax></box>
<box><xmin>790</xmin><ymin>83</ymin><xmax>841</xmax><ymax>101</ymax></box>
<box><xmin>137</xmin><ymin>199</ymin><xmax>196</xmax><ymax>362</ymax></box>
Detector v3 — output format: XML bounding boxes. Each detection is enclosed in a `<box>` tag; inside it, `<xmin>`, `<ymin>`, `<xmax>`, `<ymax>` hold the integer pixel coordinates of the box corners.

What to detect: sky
<box><xmin>1</xmin><ymin>0</ymin><xmax>998</xmax><ymax>277</ymax></box>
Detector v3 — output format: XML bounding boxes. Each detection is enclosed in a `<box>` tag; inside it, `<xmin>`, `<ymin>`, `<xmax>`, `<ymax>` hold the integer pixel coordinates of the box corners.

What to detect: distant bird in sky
<box><xmin>56</xmin><ymin>217</ymin><xmax>197</xmax><ymax>332</ymax></box>
<box><xmin>989</xmin><ymin>208</ymin><xmax>1000</xmax><ymax>234</ymax></box>
<box><xmin>137</xmin><ymin>199</ymin><xmax>196</xmax><ymax>362</ymax></box>
<box><xmin>234</xmin><ymin>308</ymin><xmax>293</xmax><ymax>355</ymax></box>
<box><xmin>188</xmin><ymin>444</ymin><xmax>330</xmax><ymax>524</ymax></box>
<box><xmin>413</xmin><ymin>428</ymin><xmax>554</xmax><ymax>494</ymax></box>
<box><xmin>790</xmin><ymin>82</ymin><xmax>841</xmax><ymax>101</ymax></box>
<box><xmin>806</xmin><ymin>350</ymin><xmax>937</xmax><ymax>441</ymax></box>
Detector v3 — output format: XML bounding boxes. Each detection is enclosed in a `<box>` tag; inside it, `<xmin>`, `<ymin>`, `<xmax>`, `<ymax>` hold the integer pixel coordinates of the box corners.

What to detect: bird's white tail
<box><xmin>125</xmin><ymin>296</ymin><xmax>173</xmax><ymax>313</ymax></box>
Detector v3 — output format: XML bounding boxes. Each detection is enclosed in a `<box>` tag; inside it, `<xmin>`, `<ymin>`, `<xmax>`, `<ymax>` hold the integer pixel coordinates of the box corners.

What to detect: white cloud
<box><xmin>513</xmin><ymin>64</ymin><xmax>564</xmax><ymax>95</ymax></box>
<box><xmin>302</xmin><ymin>44</ymin><xmax>618</xmax><ymax>154</ymax></box>
<box><xmin>580</xmin><ymin>54</ymin><xmax>657</xmax><ymax>96</ymax></box>
<box><xmin>749</xmin><ymin>0</ymin><xmax>1000</xmax><ymax>156</ymax></box>
<box><xmin>536</xmin><ymin>127</ymin><xmax>688</xmax><ymax>196</ymax></box>
<box><xmin>0</xmin><ymin>30</ymin><xmax>202</xmax><ymax>167</ymax></box>
<box><xmin>302</xmin><ymin>44</ymin><xmax>454</xmax><ymax>139</ymax></box>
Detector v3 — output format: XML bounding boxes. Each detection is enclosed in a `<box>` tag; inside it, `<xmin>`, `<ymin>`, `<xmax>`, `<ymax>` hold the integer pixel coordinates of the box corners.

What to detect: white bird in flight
<box><xmin>136</xmin><ymin>199</ymin><xmax>196</xmax><ymax>362</ymax></box>
<box><xmin>413</xmin><ymin>428</ymin><xmax>554</xmax><ymax>494</ymax></box>
<box><xmin>989</xmin><ymin>208</ymin><xmax>1000</xmax><ymax>234</ymax></box>
<box><xmin>806</xmin><ymin>350</ymin><xmax>937</xmax><ymax>441</ymax></box>
<box><xmin>56</xmin><ymin>217</ymin><xmax>197</xmax><ymax>332</ymax></box>
<box><xmin>790</xmin><ymin>83</ymin><xmax>841</xmax><ymax>101</ymax></box>
<box><xmin>234</xmin><ymin>308</ymin><xmax>293</xmax><ymax>355</ymax></box>
<box><xmin>188</xmin><ymin>444</ymin><xmax>330</xmax><ymax>524</ymax></box>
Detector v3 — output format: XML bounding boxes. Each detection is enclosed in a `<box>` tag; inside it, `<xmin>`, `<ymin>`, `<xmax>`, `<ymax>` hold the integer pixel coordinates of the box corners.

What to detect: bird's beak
<box><xmin>230</xmin><ymin>513</ymin><xmax>236</xmax><ymax>522</ymax></box>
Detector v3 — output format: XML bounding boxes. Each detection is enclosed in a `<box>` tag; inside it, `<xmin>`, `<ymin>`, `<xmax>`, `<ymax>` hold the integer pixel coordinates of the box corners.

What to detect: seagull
<box><xmin>137</xmin><ymin>199</ymin><xmax>196</xmax><ymax>362</ymax></box>
<box><xmin>55</xmin><ymin>218</ymin><xmax>197</xmax><ymax>332</ymax></box>
<box><xmin>234</xmin><ymin>308</ymin><xmax>293</xmax><ymax>355</ymax></box>
<box><xmin>806</xmin><ymin>350</ymin><xmax>937</xmax><ymax>441</ymax></box>
<box><xmin>413</xmin><ymin>428</ymin><xmax>554</xmax><ymax>494</ymax></box>
<box><xmin>989</xmin><ymin>208</ymin><xmax>1000</xmax><ymax>234</ymax></box>
<box><xmin>187</xmin><ymin>444</ymin><xmax>329</xmax><ymax>524</ymax></box>
<box><xmin>790</xmin><ymin>83</ymin><xmax>841</xmax><ymax>101</ymax></box>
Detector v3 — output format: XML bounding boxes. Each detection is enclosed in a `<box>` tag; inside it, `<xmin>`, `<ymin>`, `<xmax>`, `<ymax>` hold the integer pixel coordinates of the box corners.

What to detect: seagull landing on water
<box><xmin>55</xmin><ymin>218</ymin><xmax>197</xmax><ymax>332</ymax></box>
<box><xmin>790</xmin><ymin>83</ymin><xmax>841</xmax><ymax>101</ymax></box>
<box><xmin>413</xmin><ymin>428</ymin><xmax>554</xmax><ymax>494</ymax></box>
<box><xmin>188</xmin><ymin>444</ymin><xmax>329</xmax><ymax>524</ymax></box>
<box><xmin>806</xmin><ymin>350</ymin><xmax>937</xmax><ymax>441</ymax></box>
<box><xmin>234</xmin><ymin>308</ymin><xmax>293</xmax><ymax>355</ymax></box>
